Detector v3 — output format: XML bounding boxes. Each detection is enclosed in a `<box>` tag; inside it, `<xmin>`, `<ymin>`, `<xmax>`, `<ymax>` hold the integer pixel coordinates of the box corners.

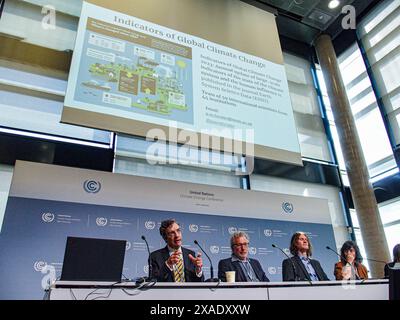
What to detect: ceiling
<box><xmin>242</xmin><ymin>0</ymin><xmax>380</xmax><ymax>45</ymax></box>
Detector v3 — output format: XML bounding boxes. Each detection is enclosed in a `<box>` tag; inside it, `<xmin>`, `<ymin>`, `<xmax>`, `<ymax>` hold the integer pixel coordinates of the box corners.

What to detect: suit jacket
<box><xmin>149</xmin><ymin>246</ymin><xmax>204</xmax><ymax>282</ymax></box>
<box><xmin>218</xmin><ymin>257</ymin><xmax>270</xmax><ymax>282</ymax></box>
<box><xmin>334</xmin><ymin>261</ymin><xmax>368</xmax><ymax>280</ymax></box>
<box><xmin>282</xmin><ymin>256</ymin><xmax>329</xmax><ymax>281</ymax></box>
<box><xmin>384</xmin><ymin>262</ymin><xmax>396</xmax><ymax>279</ymax></box>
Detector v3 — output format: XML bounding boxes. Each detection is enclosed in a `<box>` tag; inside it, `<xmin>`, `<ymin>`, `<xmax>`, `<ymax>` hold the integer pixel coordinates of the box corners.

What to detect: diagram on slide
<box><xmin>74</xmin><ymin>18</ymin><xmax>194</xmax><ymax>124</ymax></box>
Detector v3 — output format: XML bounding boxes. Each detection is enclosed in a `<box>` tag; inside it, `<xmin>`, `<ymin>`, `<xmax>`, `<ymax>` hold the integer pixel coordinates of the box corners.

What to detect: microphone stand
<box><xmin>141</xmin><ymin>235</ymin><xmax>156</xmax><ymax>283</ymax></box>
<box><xmin>194</xmin><ymin>240</ymin><xmax>219</xmax><ymax>282</ymax></box>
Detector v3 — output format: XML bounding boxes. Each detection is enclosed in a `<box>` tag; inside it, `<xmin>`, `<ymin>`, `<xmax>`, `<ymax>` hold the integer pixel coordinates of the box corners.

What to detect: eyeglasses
<box><xmin>166</xmin><ymin>229</ymin><xmax>181</xmax><ymax>238</ymax></box>
<box><xmin>233</xmin><ymin>243</ymin><xmax>249</xmax><ymax>248</ymax></box>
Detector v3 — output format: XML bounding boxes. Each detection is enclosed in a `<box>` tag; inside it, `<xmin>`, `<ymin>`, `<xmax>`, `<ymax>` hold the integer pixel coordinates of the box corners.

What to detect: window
<box><xmin>0</xmin><ymin>0</ymin><xmax>111</xmax><ymax>146</ymax></box>
<box><xmin>283</xmin><ymin>53</ymin><xmax>332</xmax><ymax>163</ymax></box>
<box><xmin>358</xmin><ymin>0</ymin><xmax>400</xmax><ymax>146</ymax></box>
<box><xmin>316</xmin><ymin>42</ymin><xmax>397</xmax><ymax>184</ymax></box>
<box><xmin>113</xmin><ymin>134</ymin><xmax>243</xmax><ymax>188</ymax></box>
<box><xmin>379</xmin><ymin>198</ymin><xmax>400</xmax><ymax>255</ymax></box>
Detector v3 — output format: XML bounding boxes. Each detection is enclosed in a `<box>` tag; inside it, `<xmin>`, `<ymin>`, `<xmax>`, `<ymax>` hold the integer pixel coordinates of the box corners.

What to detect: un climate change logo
<box><xmin>268</xmin><ymin>267</ymin><xmax>277</xmax><ymax>275</ymax></box>
<box><xmin>34</xmin><ymin>261</ymin><xmax>47</xmax><ymax>272</ymax></box>
<box><xmin>96</xmin><ymin>217</ymin><xmax>108</xmax><ymax>227</ymax></box>
<box><xmin>264</xmin><ymin>229</ymin><xmax>272</xmax><ymax>237</ymax></box>
<box><xmin>125</xmin><ymin>242</ymin><xmax>131</xmax><ymax>251</ymax></box>
<box><xmin>249</xmin><ymin>247</ymin><xmax>257</xmax><ymax>255</ymax></box>
<box><xmin>84</xmin><ymin>180</ymin><xmax>102</xmax><ymax>194</ymax></box>
<box><xmin>189</xmin><ymin>224</ymin><xmax>199</xmax><ymax>233</ymax></box>
<box><xmin>210</xmin><ymin>246</ymin><xmax>220</xmax><ymax>254</ymax></box>
<box><xmin>282</xmin><ymin>202</ymin><xmax>294</xmax><ymax>214</ymax></box>
<box><xmin>145</xmin><ymin>221</ymin><xmax>156</xmax><ymax>230</ymax></box>
<box><xmin>42</xmin><ymin>212</ymin><xmax>55</xmax><ymax>223</ymax></box>
<box><xmin>228</xmin><ymin>227</ymin><xmax>237</xmax><ymax>235</ymax></box>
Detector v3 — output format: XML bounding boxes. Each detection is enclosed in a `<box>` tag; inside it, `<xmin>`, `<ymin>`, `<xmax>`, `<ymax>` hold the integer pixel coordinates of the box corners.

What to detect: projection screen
<box><xmin>62</xmin><ymin>0</ymin><xmax>302</xmax><ymax>165</ymax></box>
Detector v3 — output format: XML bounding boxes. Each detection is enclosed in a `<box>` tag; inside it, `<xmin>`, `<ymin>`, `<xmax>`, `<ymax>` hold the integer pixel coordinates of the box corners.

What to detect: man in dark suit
<box><xmin>282</xmin><ymin>231</ymin><xmax>329</xmax><ymax>282</ymax></box>
<box><xmin>150</xmin><ymin>219</ymin><xmax>204</xmax><ymax>282</ymax></box>
<box><xmin>218</xmin><ymin>231</ymin><xmax>269</xmax><ymax>282</ymax></box>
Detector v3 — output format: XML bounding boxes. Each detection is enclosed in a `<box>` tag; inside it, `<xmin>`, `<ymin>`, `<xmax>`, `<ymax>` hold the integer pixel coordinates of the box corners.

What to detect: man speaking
<box><xmin>150</xmin><ymin>219</ymin><xmax>204</xmax><ymax>282</ymax></box>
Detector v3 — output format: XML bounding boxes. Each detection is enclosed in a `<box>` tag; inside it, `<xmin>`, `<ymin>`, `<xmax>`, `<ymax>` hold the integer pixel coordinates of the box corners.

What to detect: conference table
<box><xmin>48</xmin><ymin>279</ymin><xmax>388</xmax><ymax>300</ymax></box>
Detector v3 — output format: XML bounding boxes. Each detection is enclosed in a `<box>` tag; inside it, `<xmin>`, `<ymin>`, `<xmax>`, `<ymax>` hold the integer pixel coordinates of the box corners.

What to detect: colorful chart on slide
<box><xmin>74</xmin><ymin>18</ymin><xmax>194</xmax><ymax>124</ymax></box>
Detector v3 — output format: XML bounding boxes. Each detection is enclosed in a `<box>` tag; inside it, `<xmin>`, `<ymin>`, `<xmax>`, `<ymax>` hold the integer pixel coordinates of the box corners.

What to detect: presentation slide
<box><xmin>63</xmin><ymin>0</ymin><xmax>302</xmax><ymax>164</ymax></box>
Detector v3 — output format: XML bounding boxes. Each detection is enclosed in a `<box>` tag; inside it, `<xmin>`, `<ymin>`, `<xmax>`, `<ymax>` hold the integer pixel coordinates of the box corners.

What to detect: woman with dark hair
<box><xmin>334</xmin><ymin>241</ymin><xmax>368</xmax><ymax>280</ymax></box>
<box><xmin>282</xmin><ymin>231</ymin><xmax>329</xmax><ymax>281</ymax></box>
<box><xmin>384</xmin><ymin>244</ymin><xmax>400</xmax><ymax>278</ymax></box>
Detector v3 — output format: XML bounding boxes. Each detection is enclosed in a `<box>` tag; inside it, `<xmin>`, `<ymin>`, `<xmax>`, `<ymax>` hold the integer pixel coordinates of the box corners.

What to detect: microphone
<box><xmin>326</xmin><ymin>246</ymin><xmax>343</xmax><ymax>260</ymax></box>
<box><xmin>272</xmin><ymin>244</ymin><xmax>312</xmax><ymax>284</ymax></box>
<box><xmin>141</xmin><ymin>235</ymin><xmax>154</xmax><ymax>282</ymax></box>
<box><xmin>194</xmin><ymin>240</ymin><xmax>219</xmax><ymax>282</ymax></box>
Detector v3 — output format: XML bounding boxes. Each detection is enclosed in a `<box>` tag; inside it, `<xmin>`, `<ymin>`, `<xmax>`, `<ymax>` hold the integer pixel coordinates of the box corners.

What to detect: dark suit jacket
<box><xmin>282</xmin><ymin>256</ymin><xmax>329</xmax><ymax>281</ymax></box>
<box><xmin>384</xmin><ymin>262</ymin><xmax>396</xmax><ymax>279</ymax></box>
<box><xmin>149</xmin><ymin>246</ymin><xmax>204</xmax><ymax>282</ymax></box>
<box><xmin>218</xmin><ymin>257</ymin><xmax>270</xmax><ymax>282</ymax></box>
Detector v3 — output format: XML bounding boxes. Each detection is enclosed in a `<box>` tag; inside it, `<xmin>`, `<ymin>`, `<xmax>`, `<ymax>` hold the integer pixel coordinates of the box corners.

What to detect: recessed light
<box><xmin>328</xmin><ymin>0</ymin><xmax>340</xmax><ymax>9</ymax></box>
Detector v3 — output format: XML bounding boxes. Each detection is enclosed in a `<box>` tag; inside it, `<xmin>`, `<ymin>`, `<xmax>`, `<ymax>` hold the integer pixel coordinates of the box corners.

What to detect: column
<box><xmin>314</xmin><ymin>34</ymin><xmax>390</xmax><ymax>278</ymax></box>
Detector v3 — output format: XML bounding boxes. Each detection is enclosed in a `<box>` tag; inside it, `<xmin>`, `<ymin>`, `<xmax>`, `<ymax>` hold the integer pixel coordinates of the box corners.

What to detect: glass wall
<box><xmin>283</xmin><ymin>53</ymin><xmax>332</xmax><ymax>163</ymax></box>
<box><xmin>0</xmin><ymin>0</ymin><xmax>111</xmax><ymax>145</ymax></box>
<box><xmin>358</xmin><ymin>0</ymin><xmax>400</xmax><ymax>147</ymax></box>
<box><xmin>316</xmin><ymin>43</ymin><xmax>397</xmax><ymax>185</ymax></box>
<box><xmin>316</xmin><ymin>0</ymin><xmax>400</xmax><ymax>267</ymax></box>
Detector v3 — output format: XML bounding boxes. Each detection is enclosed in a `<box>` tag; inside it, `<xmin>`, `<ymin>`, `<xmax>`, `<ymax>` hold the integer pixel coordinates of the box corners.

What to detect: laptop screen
<box><xmin>60</xmin><ymin>237</ymin><xmax>126</xmax><ymax>282</ymax></box>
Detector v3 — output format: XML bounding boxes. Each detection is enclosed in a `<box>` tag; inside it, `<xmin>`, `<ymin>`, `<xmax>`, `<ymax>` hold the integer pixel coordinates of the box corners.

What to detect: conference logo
<box><xmin>41</xmin><ymin>212</ymin><xmax>55</xmax><ymax>223</ymax></box>
<box><xmin>268</xmin><ymin>267</ymin><xmax>277</xmax><ymax>275</ymax></box>
<box><xmin>282</xmin><ymin>202</ymin><xmax>294</xmax><ymax>214</ymax></box>
<box><xmin>210</xmin><ymin>246</ymin><xmax>220</xmax><ymax>254</ymax></box>
<box><xmin>249</xmin><ymin>247</ymin><xmax>257</xmax><ymax>255</ymax></box>
<box><xmin>96</xmin><ymin>217</ymin><xmax>108</xmax><ymax>227</ymax></box>
<box><xmin>263</xmin><ymin>229</ymin><xmax>272</xmax><ymax>237</ymax></box>
<box><xmin>228</xmin><ymin>227</ymin><xmax>237</xmax><ymax>235</ymax></box>
<box><xmin>145</xmin><ymin>221</ymin><xmax>156</xmax><ymax>230</ymax></box>
<box><xmin>34</xmin><ymin>261</ymin><xmax>47</xmax><ymax>272</ymax></box>
<box><xmin>125</xmin><ymin>241</ymin><xmax>131</xmax><ymax>251</ymax></box>
<box><xmin>189</xmin><ymin>224</ymin><xmax>199</xmax><ymax>233</ymax></box>
<box><xmin>83</xmin><ymin>180</ymin><xmax>102</xmax><ymax>194</ymax></box>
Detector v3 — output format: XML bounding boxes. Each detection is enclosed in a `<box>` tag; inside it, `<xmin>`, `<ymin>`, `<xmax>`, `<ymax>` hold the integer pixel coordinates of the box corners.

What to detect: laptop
<box><xmin>60</xmin><ymin>236</ymin><xmax>126</xmax><ymax>282</ymax></box>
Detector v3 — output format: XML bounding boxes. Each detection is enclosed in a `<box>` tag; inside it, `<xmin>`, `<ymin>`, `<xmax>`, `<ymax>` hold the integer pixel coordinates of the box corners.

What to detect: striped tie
<box><xmin>174</xmin><ymin>254</ymin><xmax>185</xmax><ymax>282</ymax></box>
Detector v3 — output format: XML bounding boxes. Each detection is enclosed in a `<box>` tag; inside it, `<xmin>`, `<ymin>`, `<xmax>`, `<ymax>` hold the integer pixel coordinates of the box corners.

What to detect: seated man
<box><xmin>150</xmin><ymin>219</ymin><xmax>204</xmax><ymax>282</ymax></box>
<box><xmin>218</xmin><ymin>231</ymin><xmax>269</xmax><ymax>282</ymax></box>
<box><xmin>282</xmin><ymin>231</ymin><xmax>329</xmax><ymax>282</ymax></box>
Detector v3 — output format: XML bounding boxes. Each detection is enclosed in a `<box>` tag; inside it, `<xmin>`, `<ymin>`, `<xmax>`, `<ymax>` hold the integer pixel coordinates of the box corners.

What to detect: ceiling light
<box><xmin>328</xmin><ymin>0</ymin><xmax>340</xmax><ymax>9</ymax></box>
